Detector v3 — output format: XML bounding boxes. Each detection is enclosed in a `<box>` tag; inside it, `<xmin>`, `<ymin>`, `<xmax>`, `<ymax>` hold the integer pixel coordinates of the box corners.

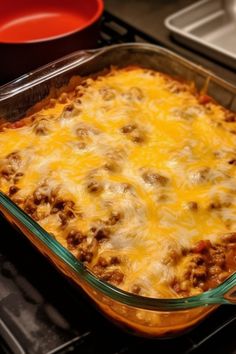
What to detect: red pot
<box><xmin>0</xmin><ymin>0</ymin><xmax>104</xmax><ymax>83</ymax></box>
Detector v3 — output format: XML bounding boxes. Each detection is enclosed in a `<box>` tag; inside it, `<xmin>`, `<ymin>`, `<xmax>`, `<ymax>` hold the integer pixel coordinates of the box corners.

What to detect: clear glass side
<box><xmin>1</xmin><ymin>44</ymin><xmax>236</xmax><ymax>334</ymax></box>
<box><xmin>1</xmin><ymin>191</ymin><xmax>235</xmax><ymax>338</ymax></box>
<box><xmin>1</xmin><ymin>43</ymin><xmax>236</xmax><ymax>120</ymax></box>
<box><xmin>0</xmin><ymin>50</ymin><xmax>94</xmax><ymax>98</ymax></box>
<box><xmin>0</xmin><ymin>49</ymin><xmax>96</xmax><ymax>122</ymax></box>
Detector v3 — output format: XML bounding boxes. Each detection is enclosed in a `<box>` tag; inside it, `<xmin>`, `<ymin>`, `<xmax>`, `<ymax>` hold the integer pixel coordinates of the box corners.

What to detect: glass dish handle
<box><xmin>223</xmin><ymin>285</ymin><xmax>236</xmax><ymax>304</ymax></box>
<box><xmin>206</xmin><ymin>272</ymin><xmax>236</xmax><ymax>305</ymax></box>
<box><xmin>0</xmin><ymin>49</ymin><xmax>96</xmax><ymax>99</ymax></box>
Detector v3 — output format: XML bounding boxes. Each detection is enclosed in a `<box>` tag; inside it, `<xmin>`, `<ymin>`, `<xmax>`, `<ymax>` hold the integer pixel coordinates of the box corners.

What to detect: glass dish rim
<box><xmin>1</xmin><ymin>42</ymin><xmax>236</xmax><ymax>312</ymax></box>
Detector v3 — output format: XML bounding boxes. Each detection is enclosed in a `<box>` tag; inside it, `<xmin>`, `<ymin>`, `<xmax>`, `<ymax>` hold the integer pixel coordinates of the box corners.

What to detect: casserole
<box><xmin>1</xmin><ymin>43</ymin><xmax>236</xmax><ymax>338</ymax></box>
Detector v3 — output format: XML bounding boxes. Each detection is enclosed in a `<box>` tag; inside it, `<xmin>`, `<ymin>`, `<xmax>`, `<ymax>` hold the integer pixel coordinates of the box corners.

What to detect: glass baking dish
<box><xmin>1</xmin><ymin>43</ymin><xmax>236</xmax><ymax>338</ymax></box>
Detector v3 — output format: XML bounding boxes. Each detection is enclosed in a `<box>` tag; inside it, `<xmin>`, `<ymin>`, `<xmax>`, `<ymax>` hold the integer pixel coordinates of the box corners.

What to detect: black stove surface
<box><xmin>1</xmin><ymin>7</ymin><xmax>236</xmax><ymax>354</ymax></box>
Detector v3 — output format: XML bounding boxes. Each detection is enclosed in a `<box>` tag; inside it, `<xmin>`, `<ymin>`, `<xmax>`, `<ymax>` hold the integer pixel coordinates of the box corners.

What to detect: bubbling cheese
<box><xmin>1</xmin><ymin>66</ymin><xmax>236</xmax><ymax>298</ymax></box>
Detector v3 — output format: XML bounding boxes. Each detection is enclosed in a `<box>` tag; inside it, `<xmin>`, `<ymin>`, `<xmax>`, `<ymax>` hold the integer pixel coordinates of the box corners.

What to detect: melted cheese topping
<box><xmin>1</xmin><ymin>67</ymin><xmax>236</xmax><ymax>298</ymax></box>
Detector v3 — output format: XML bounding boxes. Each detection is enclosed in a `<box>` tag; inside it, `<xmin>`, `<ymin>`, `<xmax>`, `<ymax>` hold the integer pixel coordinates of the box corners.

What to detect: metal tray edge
<box><xmin>164</xmin><ymin>0</ymin><xmax>236</xmax><ymax>70</ymax></box>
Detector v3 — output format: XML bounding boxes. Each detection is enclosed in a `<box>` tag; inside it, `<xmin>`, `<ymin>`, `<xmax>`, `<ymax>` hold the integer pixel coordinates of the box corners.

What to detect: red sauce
<box><xmin>172</xmin><ymin>237</ymin><xmax>236</xmax><ymax>297</ymax></box>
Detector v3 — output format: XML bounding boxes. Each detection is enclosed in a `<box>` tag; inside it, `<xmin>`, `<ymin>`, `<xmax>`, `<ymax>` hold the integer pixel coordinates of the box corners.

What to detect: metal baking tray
<box><xmin>1</xmin><ymin>43</ymin><xmax>236</xmax><ymax>339</ymax></box>
<box><xmin>165</xmin><ymin>0</ymin><xmax>236</xmax><ymax>70</ymax></box>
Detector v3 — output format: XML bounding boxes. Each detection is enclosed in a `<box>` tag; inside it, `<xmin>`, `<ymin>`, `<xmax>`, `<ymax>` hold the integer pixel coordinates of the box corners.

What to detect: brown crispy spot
<box><xmin>124</xmin><ymin>87</ymin><xmax>144</xmax><ymax>101</ymax></box>
<box><xmin>106</xmin><ymin>211</ymin><xmax>123</xmax><ymax>225</ymax></box>
<box><xmin>1</xmin><ymin>166</ymin><xmax>15</xmax><ymax>180</ymax></box>
<box><xmin>121</xmin><ymin>124</ymin><xmax>137</xmax><ymax>134</ymax></box>
<box><xmin>101</xmin><ymin>269</ymin><xmax>124</xmax><ymax>285</ymax></box>
<box><xmin>191</xmin><ymin>265</ymin><xmax>207</xmax><ymax>281</ymax></box>
<box><xmin>94</xmin><ymin>227</ymin><xmax>110</xmax><ymax>241</ymax></box>
<box><xmin>33</xmin><ymin>186</ymin><xmax>50</xmax><ymax>205</ymax></box>
<box><xmin>222</xmin><ymin>232</ymin><xmax>236</xmax><ymax>243</ymax></box>
<box><xmin>77</xmin><ymin>249</ymin><xmax>93</xmax><ymax>263</ymax></box>
<box><xmin>103</xmin><ymin>161</ymin><xmax>120</xmax><ymax>172</ymax></box>
<box><xmin>61</xmin><ymin>103</ymin><xmax>80</xmax><ymax>119</ymax></box>
<box><xmin>110</xmin><ymin>256</ymin><xmax>121</xmax><ymax>265</ymax></box>
<box><xmin>52</xmin><ymin>199</ymin><xmax>75</xmax><ymax>213</ymax></box>
<box><xmin>186</xmin><ymin>201</ymin><xmax>198</xmax><ymax>211</ymax></box>
<box><xmin>100</xmin><ymin>87</ymin><xmax>116</xmax><ymax>101</ymax></box>
<box><xmin>8</xmin><ymin>185</ymin><xmax>19</xmax><ymax>196</ymax></box>
<box><xmin>13</xmin><ymin>172</ymin><xmax>24</xmax><ymax>183</ymax></box>
<box><xmin>130</xmin><ymin>130</ymin><xmax>145</xmax><ymax>143</ymax></box>
<box><xmin>97</xmin><ymin>257</ymin><xmax>109</xmax><ymax>267</ymax></box>
<box><xmin>58</xmin><ymin>212</ymin><xmax>68</xmax><ymax>226</ymax></box>
<box><xmin>7</xmin><ymin>151</ymin><xmax>21</xmax><ymax>163</ymax></box>
<box><xmin>121</xmin><ymin>183</ymin><xmax>133</xmax><ymax>193</ymax></box>
<box><xmin>120</xmin><ymin>124</ymin><xmax>146</xmax><ymax>143</ymax></box>
<box><xmin>33</xmin><ymin>120</ymin><xmax>49</xmax><ymax>135</ymax></box>
<box><xmin>58</xmin><ymin>203</ymin><xmax>76</xmax><ymax>226</ymax></box>
<box><xmin>131</xmin><ymin>284</ymin><xmax>141</xmax><ymax>294</ymax></box>
<box><xmin>77</xmin><ymin>142</ymin><xmax>87</xmax><ymax>149</ymax></box>
<box><xmin>87</xmin><ymin>180</ymin><xmax>103</xmax><ymax>193</ymax></box>
<box><xmin>190</xmin><ymin>254</ymin><xmax>205</xmax><ymax>265</ymax></box>
<box><xmin>228</xmin><ymin>159</ymin><xmax>236</xmax><ymax>166</ymax></box>
<box><xmin>67</xmin><ymin>230</ymin><xmax>86</xmax><ymax>249</ymax></box>
<box><xmin>163</xmin><ymin>249</ymin><xmax>181</xmax><ymax>265</ymax></box>
<box><xmin>142</xmin><ymin>172</ymin><xmax>169</xmax><ymax>186</ymax></box>
<box><xmin>208</xmin><ymin>199</ymin><xmax>231</xmax><ymax>210</ymax></box>
<box><xmin>224</xmin><ymin>112</ymin><xmax>236</xmax><ymax>122</ymax></box>
<box><xmin>24</xmin><ymin>197</ymin><xmax>37</xmax><ymax>215</ymax></box>
<box><xmin>76</xmin><ymin>127</ymin><xmax>89</xmax><ymax>137</ymax></box>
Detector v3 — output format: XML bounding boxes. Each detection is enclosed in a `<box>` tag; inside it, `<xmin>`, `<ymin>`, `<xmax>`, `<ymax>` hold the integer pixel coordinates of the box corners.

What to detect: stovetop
<box><xmin>1</xmin><ymin>7</ymin><xmax>236</xmax><ymax>354</ymax></box>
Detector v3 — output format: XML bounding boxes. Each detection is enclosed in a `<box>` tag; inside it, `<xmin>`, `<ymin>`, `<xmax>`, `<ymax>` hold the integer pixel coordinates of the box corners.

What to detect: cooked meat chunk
<box><xmin>123</xmin><ymin>87</ymin><xmax>144</xmax><ymax>101</ymax></box>
<box><xmin>99</xmin><ymin>87</ymin><xmax>116</xmax><ymax>101</ymax></box>
<box><xmin>93</xmin><ymin>226</ymin><xmax>111</xmax><ymax>241</ymax></box>
<box><xmin>86</xmin><ymin>180</ymin><xmax>103</xmax><ymax>194</ymax></box>
<box><xmin>189</xmin><ymin>167</ymin><xmax>211</xmax><ymax>184</ymax></box>
<box><xmin>173</xmin><ymin>236</ymin><xmax>236</xmax><ymax>296</ymax></box>
<box><xmin>106</xmin><ymin>211</ymin><xmax>123</xmax><ymax>225</ymax></box>
<box><xmin>0</xmin><ymin>152</ymin><xmax>22</xmax><ymax>180</ymax></box>
<box><xmin>67</xmin><ymin>230</ymin><xmax>86</xmax><ymax>249</ymax></box>
<box><xmin>224</xmin><ymin>112</ymin><xmax>236</xmax><ymax>122</ymax></box>
<box><xmin>222</xmin><ymin>232</ymin><xmax>236</xmax><ymax>243</ymax></box>
<box><xmin>228</xmin><ymin>159</ymin><xmax>236</xmax><ymax>165</ymax></box>
<box><xmin>186</xmin><ymin>201</ymin><xmax>198</xmax><ymax>211</ymax></box>
<box><xmin>142</xmin><ymin>171</ymin><xmax>169</xmax><ymax>186</ymax></box>
<box><xmin>8</xmin><ymin>185</ymin><xmax>19</xmax><ymax>196</ymax></box>
<box><xmin>131</xmin><ymin>284</ymin><xmax>141</xmax><ymax>294</ymax></box>
<box><xmin>100</xmin><ymin>269</ymin><xmax>124</xmax><ymax>285</ymax></box>
<box><xmin>61</xmin><ymin>103</ymin><xmax>80</xmax><ymax>119</ymax></box>
<box><xmin>33</xmin><ymin>119</ymin><xmax>50</xmax><ymax>135</ymax></box>
<box><xmin>120</xmin><ymin>124</ymin><xmax>146</xmax><ymax>143</ymax></box>
<box><xmin>121</xmin><ymin>124</ymin><xmax>137</xmax><ymax>134</ymax></box>
<box><xmin>77</xmin><ymin>249</ymin><xmax>93</xmax><ymax>263</ymax></box>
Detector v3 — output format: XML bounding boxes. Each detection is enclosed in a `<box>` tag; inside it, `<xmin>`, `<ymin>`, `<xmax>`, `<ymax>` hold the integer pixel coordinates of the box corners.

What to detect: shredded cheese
<box><xmin>1</xmin><ymin>67</ymin><xmax>236</xmax><ymax>297</ymax></box>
